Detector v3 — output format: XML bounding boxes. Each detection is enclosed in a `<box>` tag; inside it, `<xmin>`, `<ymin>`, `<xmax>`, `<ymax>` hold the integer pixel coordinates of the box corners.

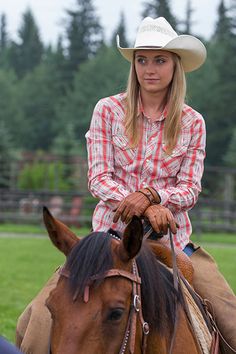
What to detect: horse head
<box><xmin>44</xmin><ymin>207</ymin><xmax>148</xmax><ymax>354</ymax></box>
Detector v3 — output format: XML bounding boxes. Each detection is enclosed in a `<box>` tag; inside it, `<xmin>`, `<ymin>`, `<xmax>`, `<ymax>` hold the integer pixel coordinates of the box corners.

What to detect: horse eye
<box><xmin>107</xmin><ymin>308</ymin><xmax>124</xmax><ymax>322</ymax></box>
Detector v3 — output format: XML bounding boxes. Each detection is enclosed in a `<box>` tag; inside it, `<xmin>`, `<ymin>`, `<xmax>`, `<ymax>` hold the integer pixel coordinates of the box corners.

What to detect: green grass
<box><xmin>192</xmin><ymin>232</ymin><xmax>236</xmax><ymax>244</ymax></box>
<box><xmin>0</xmin><ymin>222</ymin><xmax>89</xmax><ymax>236</ymax></box>
<box><xmin>203</xmin><ymin>246</ymin><xmax>236</xmax><ymax>291</ymax></box>
<box><xmin>0</xmin><ymin>232</ymin><xmax>235</xmax><ymax>345</ymax></box>
<box><xmin>0</xmin><ymin>237</ymin><xmax>65</xmax><ymax>342</ymax></box>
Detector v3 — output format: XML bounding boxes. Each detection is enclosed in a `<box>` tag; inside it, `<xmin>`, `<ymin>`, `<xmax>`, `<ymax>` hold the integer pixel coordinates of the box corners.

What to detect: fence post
<box><xmin>223</xmin><ymin>173</ymin><xmax>234</xmax><ymax>230</ymax></box>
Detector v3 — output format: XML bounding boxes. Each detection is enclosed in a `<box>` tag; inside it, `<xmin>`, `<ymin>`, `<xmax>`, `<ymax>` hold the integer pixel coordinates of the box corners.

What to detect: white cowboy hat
<box><xmin>117</xmin><ymin>17</ymin><xmax>207</xmax><ymax>72</ymax></box>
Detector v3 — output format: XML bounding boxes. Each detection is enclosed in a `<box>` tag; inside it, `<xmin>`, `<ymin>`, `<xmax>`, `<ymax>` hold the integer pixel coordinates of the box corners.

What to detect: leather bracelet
<box><xmin>145</xmin><ymin>187</ymin><xmax>161</xmax><ymax>204</ymax></box>
<box><xmin>137</xmin><ymin>190</ymin><xmax>152</xmax><ymax>204</ymax></box>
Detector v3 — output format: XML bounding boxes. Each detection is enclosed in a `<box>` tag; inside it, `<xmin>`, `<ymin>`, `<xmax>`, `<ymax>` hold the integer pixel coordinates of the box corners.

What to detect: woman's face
<box><xmin>134</xmin><ymin>50</ymin><xmax>175</xmax><ymax>95</ymax></box>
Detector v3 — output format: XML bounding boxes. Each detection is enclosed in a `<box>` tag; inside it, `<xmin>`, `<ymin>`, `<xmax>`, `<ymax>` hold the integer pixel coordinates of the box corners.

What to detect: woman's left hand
<box><xmin>144</xmin><ymin>204</ymin><xmax>178</xmax><ymax>235</ymax></box>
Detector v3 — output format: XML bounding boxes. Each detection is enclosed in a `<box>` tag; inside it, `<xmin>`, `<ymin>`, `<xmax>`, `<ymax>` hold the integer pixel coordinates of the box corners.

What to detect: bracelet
<box><xmin>145</xmin><ymin>187</ymin><xmax>161</xmax><ymax>204</ymax></box>
<box><xmin>137</xmin><ymin>190</ymin><xmax>153</xmax><ymax>204</ymax></box>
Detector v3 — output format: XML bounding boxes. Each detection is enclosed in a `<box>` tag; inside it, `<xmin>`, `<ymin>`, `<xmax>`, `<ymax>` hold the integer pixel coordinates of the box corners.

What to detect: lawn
<box><xmin>0</xmin><ymin>231</ymin><xmax>235</xmax><ymax>345</ymax></box>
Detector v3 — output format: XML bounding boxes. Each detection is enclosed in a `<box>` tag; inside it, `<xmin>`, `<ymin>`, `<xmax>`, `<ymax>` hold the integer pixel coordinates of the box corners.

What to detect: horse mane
<box><xmin>65</xmin><ymin>230</ymin><xmax>181</xmax><ymax>334</ymax></box>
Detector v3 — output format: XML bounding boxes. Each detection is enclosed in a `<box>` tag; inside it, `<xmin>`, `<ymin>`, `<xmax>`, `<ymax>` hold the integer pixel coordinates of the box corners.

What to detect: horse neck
<box><xmin>146</xmin><ymin>332</ymin><xmax>169</xmax><ymax>354</ymax></box>
<box><xmin>145</xmin><ymin>307</ymin><xmax>202</xmax><ymax>354</ymax></box>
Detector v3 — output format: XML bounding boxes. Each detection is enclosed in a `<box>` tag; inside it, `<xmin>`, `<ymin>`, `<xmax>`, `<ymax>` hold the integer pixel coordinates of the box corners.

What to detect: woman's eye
<box><xmin>137</xmin><ymin>58</ymin><xmax>146</xmax><ymax>64</ymax></box>
<box><xmin>107</xmin><ymin>308</ymin><xmax>124</xmax><ymax>322</ymax></box>
<box><xmin>156</xmin><ymin>58</ymin><xmax>165</xmax><ymax>64</ymax></box>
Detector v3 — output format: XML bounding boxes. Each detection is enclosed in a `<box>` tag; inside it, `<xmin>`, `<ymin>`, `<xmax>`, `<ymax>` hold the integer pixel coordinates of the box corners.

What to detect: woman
<box><xmin>86</xmin><ymin>17</ymin><xmax>236</xmax><ymax>353</ymax></box>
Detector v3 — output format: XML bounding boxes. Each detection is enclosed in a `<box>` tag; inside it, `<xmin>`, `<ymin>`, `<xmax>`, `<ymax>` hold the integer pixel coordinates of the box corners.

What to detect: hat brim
<box><xmin>117</xmin><ymin>35</ymin><xmax>207</xmax><ymax>72</ymax></box>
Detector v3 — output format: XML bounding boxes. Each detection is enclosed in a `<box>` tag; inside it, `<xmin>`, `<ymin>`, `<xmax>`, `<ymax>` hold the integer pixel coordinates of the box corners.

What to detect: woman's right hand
<box><xmin>144</xmin><ymin>204</ymin><xmax>178</xmax><ymax>235</ymax></box>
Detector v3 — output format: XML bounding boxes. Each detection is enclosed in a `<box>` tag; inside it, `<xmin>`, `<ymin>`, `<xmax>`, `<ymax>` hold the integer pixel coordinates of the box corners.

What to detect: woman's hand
<box><xmin>144</xmin><ymin>204</ymin><xmax>178</xmax><ymax>235</ymax></box>
<box><xmin>113</xmin><ymin>192</ymin><xmax>151</xmax><ymax>224</ymax></box>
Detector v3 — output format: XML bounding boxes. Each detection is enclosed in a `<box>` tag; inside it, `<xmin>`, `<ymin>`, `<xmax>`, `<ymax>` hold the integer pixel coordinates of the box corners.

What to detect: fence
<box><xmin>0</xmin><ymin>156</ymin><xmax>236</xmax><ymax>233</ymax></box>
<box><xmin>0</xmin><ymin>189</ymin><xmax>95</xmax><ymax>228</ymax></box>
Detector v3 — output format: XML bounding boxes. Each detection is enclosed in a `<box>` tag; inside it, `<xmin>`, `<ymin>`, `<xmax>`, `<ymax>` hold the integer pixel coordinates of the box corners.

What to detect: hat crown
<box><xmin>134</xmin><ymin>17</ymin><xmax>178</xmax><ymax>48</ymax></box>
<box><xmin>116</xmin><ymin>16</ymin><xmax>207</xmax><ymax>72</ymax></box>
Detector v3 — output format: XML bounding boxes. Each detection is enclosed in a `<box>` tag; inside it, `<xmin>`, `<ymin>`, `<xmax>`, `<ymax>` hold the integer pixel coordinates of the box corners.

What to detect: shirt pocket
<box><xmin>112</xmin><ymin>134</ymin><xmax>137</xmax><ymax>166</ymax></box>
<box><xmin>160</xmin><ymin>143</ymin><xmax>188</xmax><ymax>176</ymax></box>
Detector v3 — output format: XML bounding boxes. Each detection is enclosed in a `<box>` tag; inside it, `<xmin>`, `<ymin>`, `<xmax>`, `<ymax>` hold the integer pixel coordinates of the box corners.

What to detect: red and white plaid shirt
<box><xmin>86</xmin><ymin>92</ymin><xmax>206</xmax><ymax>250</ymax></box>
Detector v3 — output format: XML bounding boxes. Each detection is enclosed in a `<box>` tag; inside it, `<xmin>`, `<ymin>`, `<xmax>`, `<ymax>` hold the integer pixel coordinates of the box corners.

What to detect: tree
<box><xmin>15</xmin><ymin>61</ymin><xmax>64</xmax><ymax>150</ymax></box>
<box><xmin>44</xmin><ymin>37</ymin><xmax>68</xmax><ymax>94</ymax></box>
<box><xmin>214</xmin><ymin>0</ymin><xmax>232</xmax><ymax>40</ymax></box>
<box><xmin>223</xmin><ymin>127</ymin><xmax>236</xmax><ymax>167</ymax></box>
<box><xmin>56</xmin><ymin>45</ymin><xmax>130</xmax><ymax>142</ymax></box>
<box><xmin>111</xmin><ymin>11</ymin><xmax>129</xmax><ymax>47</ymax></box>
<box><xmin>0</xmin><ymin>13</ymin><xmax>9</xmax><ymax>68</ymax></box>
<box><xmin>8</xmin><ymin>8</ymin><xmax>44</xmax><ymax>78</ymax></box>
<box><xmin>0</xmin><ymin>69</ymin><xmax>21</xmax><ymax>143</ymax></box>
<box><xmin>0</xmin><ymin>121</ymin><xmax>15</xmax><ymax>188</ymax></box>
<box><xmin>180</xmin><ymin>0</ymin><xmax>195</xmax><ymax>34</ymax></box>
<box><xmin>0</xmin><ymin>13</ymin><xmax>8</xmax><ymax>51</ymax></box>
<box><xmin>204</xmin><ymin>0</ymin><xmax>236</xmax><ymax>166</ymax></box>
<box><xmin>65</xmin><ymin>0</ymin><xmax>104</xmax><ymax>83</ymax></box>
<box><xmin>142</xmin><ymin>0</ymin><xmax>178</xmax><ymax>30</ymax></box>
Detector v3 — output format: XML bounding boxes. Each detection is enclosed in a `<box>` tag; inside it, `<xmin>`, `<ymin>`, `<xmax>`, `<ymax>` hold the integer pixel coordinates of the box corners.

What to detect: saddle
<box><xmin>147</xmin><ymin>238</ymin><xmax>194</xmax><ymax>284</ymax></box>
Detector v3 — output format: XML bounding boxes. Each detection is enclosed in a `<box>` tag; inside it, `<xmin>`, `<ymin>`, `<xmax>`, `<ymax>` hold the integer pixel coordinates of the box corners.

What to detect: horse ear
<box><xmin>119</xmin><ymin>216</ymin><xmax>144</xmax><ymax>261</ymax></box>
<box><xmin>43</xmin><ymin>206</ymin><xmax>79</xmax><ymax>256</ymax></box>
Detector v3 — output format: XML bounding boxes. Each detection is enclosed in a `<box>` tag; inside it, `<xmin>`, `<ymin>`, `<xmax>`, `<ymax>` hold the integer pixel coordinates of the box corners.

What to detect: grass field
<box><xmin>0</xmin><ymin>229</ymin><xmax>236</xmax><ymax>344</ymax></box>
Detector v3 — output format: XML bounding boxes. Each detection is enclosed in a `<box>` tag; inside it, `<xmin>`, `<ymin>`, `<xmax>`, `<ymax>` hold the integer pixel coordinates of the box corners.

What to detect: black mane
<box><xmin>65</xmin><ymin>231</ymin><xmax>181</xmax><ymax>334</ymax></box>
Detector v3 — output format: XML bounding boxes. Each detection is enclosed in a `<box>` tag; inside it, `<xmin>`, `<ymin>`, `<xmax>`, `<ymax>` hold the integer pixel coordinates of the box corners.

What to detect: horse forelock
<box><xmin>65</xmin><ymin>231</ymin><xmax>180</xmax><ymax>335</ymax></box>
<box><xmin>65</xmin><ymin>231</ymin><xmax>114</xmax><ymax>298</ymax></box>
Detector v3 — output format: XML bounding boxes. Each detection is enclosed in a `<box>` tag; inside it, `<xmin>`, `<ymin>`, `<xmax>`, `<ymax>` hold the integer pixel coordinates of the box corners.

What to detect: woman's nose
<box><xmin>145</xmin><ymin>62</ymin><xmax>156</xmax><ymax>74</ymax></box>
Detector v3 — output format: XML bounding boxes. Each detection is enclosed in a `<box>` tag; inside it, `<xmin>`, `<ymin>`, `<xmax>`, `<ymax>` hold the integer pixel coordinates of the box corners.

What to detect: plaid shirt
<box><xmin>86</xmin><ymin>92</ymin><xmax>206</xmax><ymax>249</ymax></box>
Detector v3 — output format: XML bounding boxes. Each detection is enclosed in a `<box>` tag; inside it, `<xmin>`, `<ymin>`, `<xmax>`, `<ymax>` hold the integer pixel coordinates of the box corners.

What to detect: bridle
<box><xmin>51</xmin><ymin>231</ymin><xmax>150</xmax><ymax>354</ymax></box>
<box><xmin>58</xmin><ymin>259</ymin><xmax>149</xmax><ymax>354</ymax></box>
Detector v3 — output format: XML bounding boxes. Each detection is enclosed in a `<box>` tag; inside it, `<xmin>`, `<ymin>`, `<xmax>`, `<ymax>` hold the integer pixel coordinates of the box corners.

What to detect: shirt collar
<box><xmin>138</xmin><ymin>92</ymin><xmax>167</xmax><ymax>122</ymax></box>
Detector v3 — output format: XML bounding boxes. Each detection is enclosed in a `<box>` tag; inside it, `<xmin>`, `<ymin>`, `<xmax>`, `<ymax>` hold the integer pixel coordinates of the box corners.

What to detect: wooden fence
<box><xmin>0</xmin><ymin>188</ymin><xmax>236</xmax><ymax>234</ymax></box>
<box><xmin>0</xmin><ymin>160</ymin><xmax>236</xmax><ymax>234</ymax></box>
<box><xmin>0</xmin><ymin>189</ymin><xmax>94</xmax><ymax>229</ymax></box>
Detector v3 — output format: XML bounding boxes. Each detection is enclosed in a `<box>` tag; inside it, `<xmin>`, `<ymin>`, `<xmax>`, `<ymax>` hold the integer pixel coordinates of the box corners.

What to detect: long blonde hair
<box><xmin>124</xmin><ymin>53</ymin><xmax>186</xmax><ymax>153</ymax></box>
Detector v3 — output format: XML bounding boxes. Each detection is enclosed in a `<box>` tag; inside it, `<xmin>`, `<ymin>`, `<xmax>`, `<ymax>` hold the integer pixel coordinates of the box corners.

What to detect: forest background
<box><xmin>0</xmin><ymin>0</ymin><xmax>236</xmax><ymax>195</ymax></box>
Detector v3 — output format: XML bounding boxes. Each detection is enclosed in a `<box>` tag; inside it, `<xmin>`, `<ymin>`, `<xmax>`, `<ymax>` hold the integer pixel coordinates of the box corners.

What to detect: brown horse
<box><xmin>43</xmin><ymin>207</ymin><xmax>215</xmax><ymax>354</ymax></box>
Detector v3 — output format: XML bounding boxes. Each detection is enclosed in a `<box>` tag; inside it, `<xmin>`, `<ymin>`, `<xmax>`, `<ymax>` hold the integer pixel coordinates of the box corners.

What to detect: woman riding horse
<box><xmin>16</xmin><ymin>16</ymin><xmax>236</xmax><ymax>354</ymax></box>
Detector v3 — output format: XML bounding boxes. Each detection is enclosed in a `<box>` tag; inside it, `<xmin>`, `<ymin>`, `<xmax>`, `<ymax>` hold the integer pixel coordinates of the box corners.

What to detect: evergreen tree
<box><xmin>8</xmin><ymin>8</ymin><xmax>44</xmax><ymax>78</ymax></box>
<box><xmin>56</xmin><ymin>45</ymin><xmax>130</xmax><ymax>142</ymax></box>
<box><xmin>44</xmin><ymin>37</ymin><xmax>68</xmax><ymax>94</ymax></box>
<box><xmin>214</xmin><ymin>0</ymin><xmax>232</xmax><ymax>40</ymax></box>
<box><xmin>0</xmin><ymin>13</ymin><xmax>8</xmax><ymax>51</ymax></box>
<box><xmin>0</xmin><ymin>13</ymin><xmax>9</xmax><ymax>68</ymax></box>
<box><xmin>15</xmin><ymin>61</ymin><xmax>64</xmax><ymax>150</ymax></box>
<box><xmin>142</xmin><ymin>0</ymin><xmax>178</xmax><ymax>30</ymax></box>
<box><xmin>65</xmin><ymin>0</ymin><xmax>104</xmax><ymax>83</ymax></box>
<box><xmin>223</xmin><ymin>127</ymin><xmax>236</xmax><ymax>167</ymax></box>
<box><xmin>0</xmin><ymin>69</ymin><xmax>21</xmax><ymax>143</ymax></box>
<box><xmin>202</xmin><ymin>0</ymin><xmax>236</xmax><ymax>166</ymax></box>
<box><xmin>181</xmin><ymin>0</ymin><xmax>195</xmax><ymax>34</ymax></box>
<box><xmin>0</xmin><ymin>121</ymin><xmax>15</xmax><ymax>188</ymax></box>
<box><xmin>111</xmin><ymin>11</ymin><xmax>129</xmax><ymax>47</ymax></box>
<box><xmin>229</xmin><ymin>0</ymin><xmax>236</xmax><ymax>33</ymax></box>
